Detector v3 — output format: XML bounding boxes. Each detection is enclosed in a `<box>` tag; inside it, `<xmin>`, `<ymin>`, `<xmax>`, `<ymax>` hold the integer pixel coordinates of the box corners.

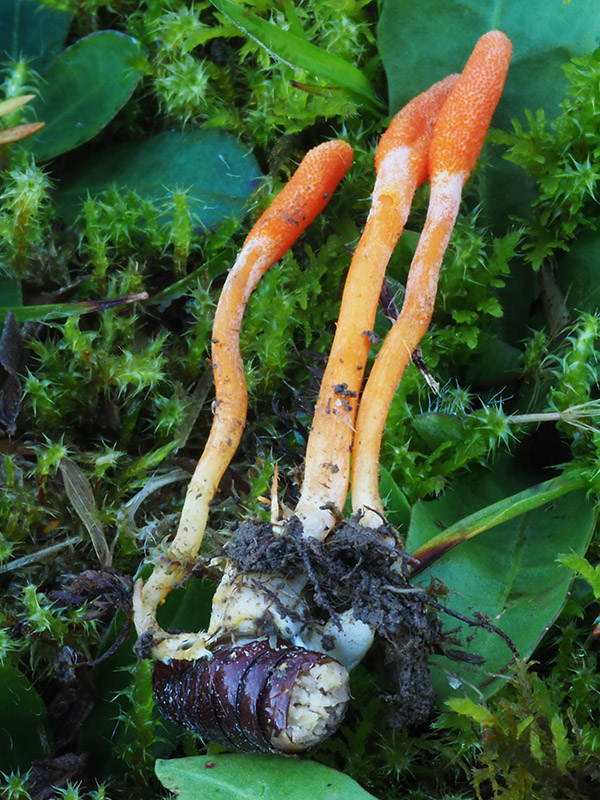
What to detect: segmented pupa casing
<box><xmin>152</xmin><ymin>639</ymin><xmax>349</xmax><ymax>753</ymax></box>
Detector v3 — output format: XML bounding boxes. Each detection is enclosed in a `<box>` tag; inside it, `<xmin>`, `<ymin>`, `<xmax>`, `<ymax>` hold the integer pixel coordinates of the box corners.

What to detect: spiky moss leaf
<box><xmin>0</xmin><ymin>664</ymin><xmax>50</xmax><ymax>772</ymax></box>
<box><xmin>156</xmin><ymin>754</ymin><xmax>379</xmax><ymax>800</ymax></box>
<box><xmin>54</xmin><ymin>129</ymin><xmax>262</xmax><ymax>229</ymax></box>
<box><xmin>0</xmin><ymin>0</ymin><xmax>72</xmax><ymax>72</ymax></box>
<box><xmin>26</xmin><ymin>31</ymin><xmax>144</xmax><ymax>161</ymax></box>
<box><xmin>405</xmin><ymin>456</ymin><xmax>595</xmax><ymax>702</ymax></box>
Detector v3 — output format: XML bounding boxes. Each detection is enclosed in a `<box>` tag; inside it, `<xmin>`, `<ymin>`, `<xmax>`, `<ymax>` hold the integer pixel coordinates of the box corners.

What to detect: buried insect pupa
<box><xmin>152</xmin><ymin>640</ymin><xmax>349</xmax><ymax>753</ymax></box>
<box><xmin>133</xmin><ymin>31</ymin><xmax>512</xmax><ymax>754</ymax></box>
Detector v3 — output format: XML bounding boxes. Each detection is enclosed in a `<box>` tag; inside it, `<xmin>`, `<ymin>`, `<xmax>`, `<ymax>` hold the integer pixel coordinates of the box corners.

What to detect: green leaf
<box><xmin>148</xmin><ymin>253</ymin><xmax>231</xmax><ymax>308</ymax></box>
<box><xmin>529</xmin><ymin>728</ymin><xmax>544</xmax><ymax>764</ymax></box>
<box><xmin>155</xmin><ymin>754</ymin><xmax>380</xmax><ymax>800</ymax></box>
<box><xmin>0</xmin><ymin>664</ymin><xmax>50</xmax><ymax>772</ymax></box>
<box><xmin>156</xmin><ymin>577</ymin><xmax>215</xmax><ymax>633</ymax></box>
<box><xmin>465</xmin><ymin>338</ymin><xmax>524</xmax><ymax>387</ymax></box>
<box><xmin>405</xmin><ymin>458</ymin><xmax>595</xmax><ymax>701</ymax></box>
<box><xmin>550</xmin><ymin>713</ymin><xmax>573</xmax><ymax>774</ymax></box>
<box><xmin>55</xmin><ymin>129</ymin><xmax>263</xmax><ymax>228</ymax></box>
<box><xmin>27</xmin><ymin>31</ymin><xmax>143</xmax><ymax>161</ymax></box>
<box><xmin>409</xmin><ymin>470</ymin><xmax>586</xmax><ymax>571</ymax></box>
<box><xmin>412</xmin><ymin>413</ymin><xmax>464</xmax><ymax>451</ymax></box>
<box><xmin>379</xmin><ymin>464</ymin><xmax>411</xmax><ymax>532</ymax></box>
<box><xmin>558</xmin><ymin>228</ymin><xmax>600</xmax><ymax>314</ymax></box>
<box><xmin>0</xmin><ymin>273</ymin><xmax>22</xmax><ymax>306</ymax></box>
<box><xmin>377</xmin><ymin>0</ymin><xmax>600</xmax><ymax>126</ymax></box>
<box><xmin>0</xmin><ymin>0</ymin><xmax>72</xmax><ymax>72</ymax></box>
<box><xmin>209</xmin><ymin>0</ymin><xmax>381</xmax><ymax>109</ymax></box>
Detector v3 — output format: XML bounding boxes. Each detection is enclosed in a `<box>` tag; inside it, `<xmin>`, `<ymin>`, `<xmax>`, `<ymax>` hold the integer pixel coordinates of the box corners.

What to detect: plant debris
<box><xmin>0</xmin><ymin>311</ymin><xmax>24</xmax><ymax>434</ymax></box>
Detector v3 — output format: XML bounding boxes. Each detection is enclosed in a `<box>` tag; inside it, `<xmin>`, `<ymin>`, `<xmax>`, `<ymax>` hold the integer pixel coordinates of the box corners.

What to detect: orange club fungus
<box><xmin>134</xmin><ymin>31</ymin><xmax>513</xmax><ymax>753</ymax></box>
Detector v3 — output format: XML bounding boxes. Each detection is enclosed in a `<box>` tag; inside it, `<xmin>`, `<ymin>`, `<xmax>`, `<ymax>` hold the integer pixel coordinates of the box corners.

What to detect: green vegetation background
<box><xmin>1</xmin><ymin>0</ymin><xmax>600</xmax><ymax>798</ymax></box>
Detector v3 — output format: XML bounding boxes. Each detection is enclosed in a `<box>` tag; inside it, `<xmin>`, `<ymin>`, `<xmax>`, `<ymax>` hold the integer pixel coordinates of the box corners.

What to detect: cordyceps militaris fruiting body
<box><xmin>133</xmin><ymin>31</ymin><xmax>513</xmax><ymax>754</ymax></box>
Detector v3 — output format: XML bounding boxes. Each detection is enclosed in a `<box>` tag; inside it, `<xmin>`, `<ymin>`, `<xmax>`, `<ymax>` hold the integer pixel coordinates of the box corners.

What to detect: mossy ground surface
<box><xmin>2</xmin><ymin>2</ymin><xmax>600</xmax><ymax>799</ymax></box>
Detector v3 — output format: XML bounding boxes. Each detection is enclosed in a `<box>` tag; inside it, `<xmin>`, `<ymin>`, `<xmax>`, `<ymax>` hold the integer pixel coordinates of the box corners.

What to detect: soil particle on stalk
<box><xmin>224</xmin><ymin>515</ymin><xmax>442</xmax><ymax>728</ymax></box>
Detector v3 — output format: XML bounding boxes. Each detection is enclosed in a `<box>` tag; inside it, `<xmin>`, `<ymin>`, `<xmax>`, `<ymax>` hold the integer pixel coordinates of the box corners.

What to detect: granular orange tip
<box><xmin>375</xmin><ymin>73</ymin><xmax>459</xmax><ymax>182</ymax></box>
<box><xmin>248</xmin><ymin>140</ymin><xmax>353</xmax><ymax>264</ymax></box>
<box><xmin>429</xmin><ymin>30</ymin><xmax>512</xmax><ymax>179</ymax></box>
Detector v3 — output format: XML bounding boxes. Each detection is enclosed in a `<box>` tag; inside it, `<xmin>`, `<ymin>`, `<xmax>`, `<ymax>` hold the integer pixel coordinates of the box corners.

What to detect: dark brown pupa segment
<box><xmin>153</xmin><ymin>657</ymin><xmax>228</xmax><ymax>746</ymax></box>
<box><xmin>152</xmin><ymin>640</ymin><xmax>349</xmax><ymax>753</ymax></box>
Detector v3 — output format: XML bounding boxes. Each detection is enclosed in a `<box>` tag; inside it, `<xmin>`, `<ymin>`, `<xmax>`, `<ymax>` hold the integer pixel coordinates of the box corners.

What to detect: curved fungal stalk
<box><xmin>295</xmin><ymin>75</ymin><xmax>459</xmax><ymax>539</ymax></box>
<box><xmin>133</xmin><ymin>140</ymin><xmax>353</xmax><ymax>654</ymax></box>
<box><xmin>352</xmin><ymin>31</ymin><xmax>512</xmax><ymax>526</ymax></box>
<box><xmin>175</xmin><ymin>139</ymin><xmax>353</xmax><ymax>558</ymax></box>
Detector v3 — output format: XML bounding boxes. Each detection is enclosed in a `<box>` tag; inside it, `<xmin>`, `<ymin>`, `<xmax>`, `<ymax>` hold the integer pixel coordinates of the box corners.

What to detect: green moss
<box><xmin>447</xmin><ymin>658</ymin><xmax>600</xmax><ymax>799</ymax></box>
<box><xmin>2</xmin><ymin>3</ymin><xmax>600</xmax><ymax>800</ymax></box>
<box><xmin>492</xmin><ymin>48</ymin><xmax>600</xmax><ymax>269</ymax></box>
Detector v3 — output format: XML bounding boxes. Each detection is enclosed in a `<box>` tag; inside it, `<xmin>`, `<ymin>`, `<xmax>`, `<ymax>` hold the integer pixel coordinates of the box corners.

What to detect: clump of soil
<box><xmin>224</xmin><ymin>515</ymin><xmax>443</xmax><ymax>728</ymax></box>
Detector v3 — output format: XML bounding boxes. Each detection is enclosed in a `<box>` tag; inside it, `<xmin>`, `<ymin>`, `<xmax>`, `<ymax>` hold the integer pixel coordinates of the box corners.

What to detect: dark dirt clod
<box><xmin>224</xmin><ymin>515</ymin><xmax>443</xmax><ymax>728</ymax></box>
<box><xmin>26</xmin><ymin>753</ymin><xmax>89</xmax><ymax>800</ymax></box>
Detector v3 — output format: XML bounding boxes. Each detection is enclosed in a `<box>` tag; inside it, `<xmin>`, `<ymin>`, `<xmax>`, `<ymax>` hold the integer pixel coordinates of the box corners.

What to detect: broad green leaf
<box><xmin>409</xmin><ymin>471</ymin><xmax>586</xmax><ymax>571</ymax></box>
<box><xmin>557</xmin><ymin>228</ymin><xmax>600</xmax><ymax>314</ymax></box>
<box><xmin>379</xmin><ymin>464</ymin><xmax>411</xmax><ymax>532</ymax></box>
<box><xmin>0</xmin><ymin>273</ymin><xmax>22</xmax><ymax>306</ymax></box>
<box><xmin>209</xmin><ymin>0</ymin><xmax>381</xmax><ymax>109</ymax></box>
<box><xmin>0</xmin><ymin>0</ymin><xmax>72</xmax><ymax>72</ymax></box>
<box><xmin>405</xmin><ymin>459</ymin><xmax>595</xmax><ymax>701</ymax></box>
<box><xmin>27</xmin><ymin>31</ymin><xmax>143</xmax><ymax>161</ymax></box>
<box><xmin>557</xmin><ymin>552</ymin><xmax>600</xmax><ymax>600</ymax></box>
<box><xmin>412</xmin><ymin>413</ymin><xmax>464</xmax><ymax>451</ymax></box>
<box><xmin>0</xmin><ymin>664</ymin><xmax>50</xmax><ymax>772</ymax></box>
<box><xmin>377</xmin><ymin>0</ymin><xmax>600</xmax><ymax>126</ymax></box>
<box><xmin>55</xmin><ymin>129</ymin><xmax>263</xmax><ymax>228</ymax></box>
<box><xmin>465</xmin><ymin>338</ymin><xmax>524</xmax><ymax>387</ymax></box>
<box><xmin>156</xmin><ymin>576</ymin><xmax>215</xmax><ymax>633</ymax></box>
<box><xmin>156</xmin><ymin>754</ymin><xmax>379</xmax><ymax>800</ymax></box>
